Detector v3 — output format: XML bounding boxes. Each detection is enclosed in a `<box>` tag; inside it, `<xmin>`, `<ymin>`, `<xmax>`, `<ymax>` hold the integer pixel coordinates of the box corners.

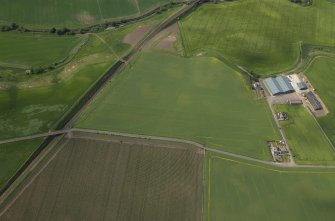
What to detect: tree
<box><xmin>50</xmin><ymin>27</ymin><xmax>56</xmax><ymax>34</ymax></box>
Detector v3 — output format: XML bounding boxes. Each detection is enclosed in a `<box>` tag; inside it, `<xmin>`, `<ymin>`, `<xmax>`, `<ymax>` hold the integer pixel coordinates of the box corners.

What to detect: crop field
<box><xmin>0</xmin><ymin>135</ymin><xmax>203</xmax><ymax>221</ymax></box>
<box><xmin>77</xmin><ymin>52</ymin><xmax>280</xmax><ymax>160</ymax></box>
<box><xmin>0</xmin><ymin>33</ymin><xmax>82</xmax><ymax>68</ymax></box>
<box><xmin>0</xmin><ymin>138</ymin><xmax>43</xmax><ymax>190</ymax></box>
<box><xmin>305</xmin><ymin>57</ymin><xmax>335</xmax><ymax>147</ymax></box>
<box><xmin>0</xmin><ymin>0</ymin><xmax>185</xmax><ymax>28</ymax></box>
<box><xmin>274</xmin><ymin>105</ymin><xmax>335</xmax><ymax>165</ymax></box>
<box><xmin>179</xmin><ymin>0</ymin><xmax>335</xmax><ymax>75</ymax></box>
<box><xmin>206</xmin><ymin>154</ymin><xmax>335</xmax><ymax>221</ymax></box>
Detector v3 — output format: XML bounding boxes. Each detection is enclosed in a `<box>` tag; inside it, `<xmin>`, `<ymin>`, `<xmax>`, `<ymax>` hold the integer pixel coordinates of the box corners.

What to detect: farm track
<box><xmin>1</xmin><ymin>128</ymin><xmax>335</xmax><ymax>169</ymax></box>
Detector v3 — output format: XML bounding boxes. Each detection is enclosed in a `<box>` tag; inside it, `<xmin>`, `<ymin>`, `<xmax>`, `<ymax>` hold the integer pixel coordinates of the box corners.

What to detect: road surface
<box><xmin>3</xmin><ymin>128</ymin><xmax>335</xmax><ymax>169</ymax></box>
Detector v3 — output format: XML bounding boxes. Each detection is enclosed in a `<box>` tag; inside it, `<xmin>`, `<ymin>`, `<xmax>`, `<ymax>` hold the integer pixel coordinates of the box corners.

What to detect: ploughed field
<box><xmin>179</xmin><ymin>0</ymin><xmax>335</xmax><ymax>75</ymax></box>
<box><xmin>77</xmin><ymin>52</ymin><xmax>280</xmax><ymax>160</ymax></box>
<box><xmin>274</xmin><ymin>105</ymin><xmax>335</xmax><ymax>165</ymax></box>
<box><xmin>206</xmin><ymin>154</ymin><xmax>335</xmax><ymax>221</ymax></box>
<box><xmin>0</xmin><ymin>134</ymin><xmax>203</xmax><ymax>221</ymax></box>
<box><xmin>0</xmin><ymin>0</ymin><xmax>185</xmax><ymax>28</ymax></box>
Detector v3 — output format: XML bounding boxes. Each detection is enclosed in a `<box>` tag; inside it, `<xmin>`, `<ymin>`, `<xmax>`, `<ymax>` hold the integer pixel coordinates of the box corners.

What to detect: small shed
<box><xmin>297</xmin><ymin>82</ymin><xmax>307</xmax><ymax>90</ymax></box>
<box><xmin>289</xmin><ymin>99</ymin><xmax>303</xmax><ymax>105</ymax></box>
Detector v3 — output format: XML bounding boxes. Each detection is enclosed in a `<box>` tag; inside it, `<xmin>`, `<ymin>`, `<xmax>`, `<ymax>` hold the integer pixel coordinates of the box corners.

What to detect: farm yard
<box><xmin>179</xmin><ymin>0</ymin><xmax>335</xmax><ymax>75</ymax></box>
<box><xmin>76</xmin><ymin>51</ymin><xmax>280</xmax><ymax>160</ymax></box>
<box><xmin>305</xmin><ymin>57</ymin><xmax>335</xmax><ymax>147</ymax></box>
<box><xmin>206</xmin><ymin>154</ymin><xmax>335</xmax><ymax>221</ymax></box>
<box><xmin>0</xmin><ymin>0</ymin><xmax>186</xmax><ymax>28</ymax></box>
<box><xmin>0</xmin><ymin>134</ymin><xmax>203</xmax><ymax>221</ymax></box>
<box><xmin>274</xmin><ymin>105</ymin><xmax>335</xmax><ymax>165</ymax></box>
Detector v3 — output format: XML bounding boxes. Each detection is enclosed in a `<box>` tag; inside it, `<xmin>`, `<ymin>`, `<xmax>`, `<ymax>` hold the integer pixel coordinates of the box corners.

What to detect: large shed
<box><xmin>264</xmin><ymin>76</ymin><xmax>295</xmax><ymax>96</ymax></box>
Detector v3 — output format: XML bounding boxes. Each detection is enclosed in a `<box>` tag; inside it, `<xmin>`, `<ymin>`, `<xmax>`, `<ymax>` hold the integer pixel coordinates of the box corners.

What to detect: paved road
<box><xmin>72</xmin><ymin>128</ymin><xmax>335</xmax><ymax>169</ymax></box>
<box><xmin>4</xmin><ymin>128</ymin><xmax>333</xmax><ymax>169</ymax></box>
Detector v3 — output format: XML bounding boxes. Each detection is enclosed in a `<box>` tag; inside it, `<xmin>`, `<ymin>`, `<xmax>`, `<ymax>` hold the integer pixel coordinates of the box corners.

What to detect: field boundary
<box><xmin>2</xmin><ymin>127</ymin><xmax>335</xmax><ymax>212</ymax></box>
<box><xmin>0</xmin><ymin>0</ymin><xmax>205</xmax><ymax>198</ymax></box>
<box><xmin>3</xmin><ymin>128</ymin><xmax>335</xmax><ymax>169</ymax></box>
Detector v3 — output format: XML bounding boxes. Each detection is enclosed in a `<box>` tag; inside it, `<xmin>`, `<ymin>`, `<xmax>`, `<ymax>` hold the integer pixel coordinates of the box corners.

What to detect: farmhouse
<box><xmin>306</xmin><ymin>91</ymin><xmax>322</xmax><ymax>111</ymax></box>
<box><xmin>264</xmin><ymin>76</ymin><xmax>295</xmax><ymax>96</ymax></box>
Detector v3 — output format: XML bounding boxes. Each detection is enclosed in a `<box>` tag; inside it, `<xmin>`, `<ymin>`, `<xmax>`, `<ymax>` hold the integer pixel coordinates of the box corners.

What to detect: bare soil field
<box><xmin>123</xmin><ymin>24</ymin><xmax>153</xmax><ymax>45</ymax></box>
<box><xmin>0</xmin><ymin>132</ymin><xmax>203</xmax><ymax>221</ymax></box>
<box><xmin>144</xmin><ymin>23</ymin><xmax>179</xmax><ymax>51</ymax></box>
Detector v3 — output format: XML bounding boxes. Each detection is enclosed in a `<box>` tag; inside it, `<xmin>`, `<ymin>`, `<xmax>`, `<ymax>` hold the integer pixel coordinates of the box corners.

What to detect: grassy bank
<box><xmin>0</xmin><ymin>138</ymin><xmax>44</xmax><ymax>189</ymax></box>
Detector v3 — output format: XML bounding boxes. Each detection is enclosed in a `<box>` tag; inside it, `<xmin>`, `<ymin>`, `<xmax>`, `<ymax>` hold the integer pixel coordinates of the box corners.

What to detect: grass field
<box><xmin>0</xmin><ymin>33</ymin><xmax>82</xmax><ymax>67</ymax></box>
<box><xmin>274</xmin><ymin>105</ymin><xmax>335</xmax><ymax>165</ymax></box>
<box><xmin>0</xmin><ymin>62</ymin><xmax>110</xmax><ymax>139</ymax></box>
<box><xmin>206</xmin><ymin>154</ymin><xmax>335</xmax><ymax>221</ymax></box>
<box><xmin>77</xmin><ymin>52</ymin><xmax>280</xmax><ymax>160</ymax></box>
<box><xmin>0</xmin><ymin>135</ymin><xmax>203</xmax><ymax>221</ymax></box>
<box><xmin>305</xmin><ymin>57</ymin><xmax>335</xmax><ymax>147</ymax></box>
<box><xmin>179</xmin><ymin>0</ymin><xmax>335</xmax><ymax>75</ymax></box>
<box><xmin>0</xmin><ymin>0</ymin><xmax>185</xmax><ymax>28</ymax></box>
<box><xmin>0</xmin><ymin>139</ymin><xmax>43</xmax><ymax>190</ymax></box>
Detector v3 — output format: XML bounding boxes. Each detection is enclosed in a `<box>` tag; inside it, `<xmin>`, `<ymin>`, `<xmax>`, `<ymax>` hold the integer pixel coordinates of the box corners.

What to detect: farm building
<box><xmin>306</xmin><ymin>91</ymin><xmax>322</xmax><ymax>110</ymax></box>
<box><xmin>264</xmin><ymin>76</ymin><xmax>295</xmax><ymax>96</ymax></box>
<box><xmin>289</xmin><ymin>99</ymin><xmax>303</xmax><ymax>105</ymax></box>
<box><xmin>297</xmin><ymin>82</ymin><xmax>307</xmax><ymax>90</ymax></box>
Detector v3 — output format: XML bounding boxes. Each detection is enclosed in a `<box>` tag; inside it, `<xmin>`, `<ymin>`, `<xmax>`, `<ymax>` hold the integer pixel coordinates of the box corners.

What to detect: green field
<box><xmin>0</xmin><ymin>139</ymin><xmax>43</xmax><ymax>190</ymax></box>
<box><xmin>0</xmin><ymin>0</ymin><xmax>184</xmax><ymax>28</ymax></box>
<box><xmin>0</xmin><ymin>135</ymin><xmax>203</xmax><ymax>221</ymax></box>
<box><xmin>274</xmin><ymin>105</ymin><xmax>335</xmax><ymax>165</ymax></box>
<box><xmin>305</xmin><ymin>57</ymin><xmax>335</xmax><ymax>146</ymax></box>
<box><xmin>206</xmin><ymin>154</ymin><xmax>335</xmax><ymax>221</ymax></box>
<box><xmin>179</xmin><ymin>0</ymin><xmax>335</xmax><ymax>75</ymax></box>
<box><xmin>0</xmin><ymin>33</ymin><xmax>82</xmax><ymax>67</ymax></box>
<box><xmin>0</xmin><ymin>62</ymin><xmax>110</xmax><ymax>139</ymax></box>
<box><xmin>77</xmin><ymin>52</ymin><xmax>280</xmax><ymax>160</ymax></box>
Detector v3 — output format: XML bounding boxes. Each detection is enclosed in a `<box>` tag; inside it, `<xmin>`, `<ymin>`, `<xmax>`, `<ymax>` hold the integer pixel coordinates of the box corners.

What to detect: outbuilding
<box><xmin>297</xmin><ymin>82</ymin><xmax>307</xmax><ymax>90</ymax></box>
<box><xmin>306</xmin><ymin>91</ymin><xmax>322</xmax><ymax>110</ymax></box>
